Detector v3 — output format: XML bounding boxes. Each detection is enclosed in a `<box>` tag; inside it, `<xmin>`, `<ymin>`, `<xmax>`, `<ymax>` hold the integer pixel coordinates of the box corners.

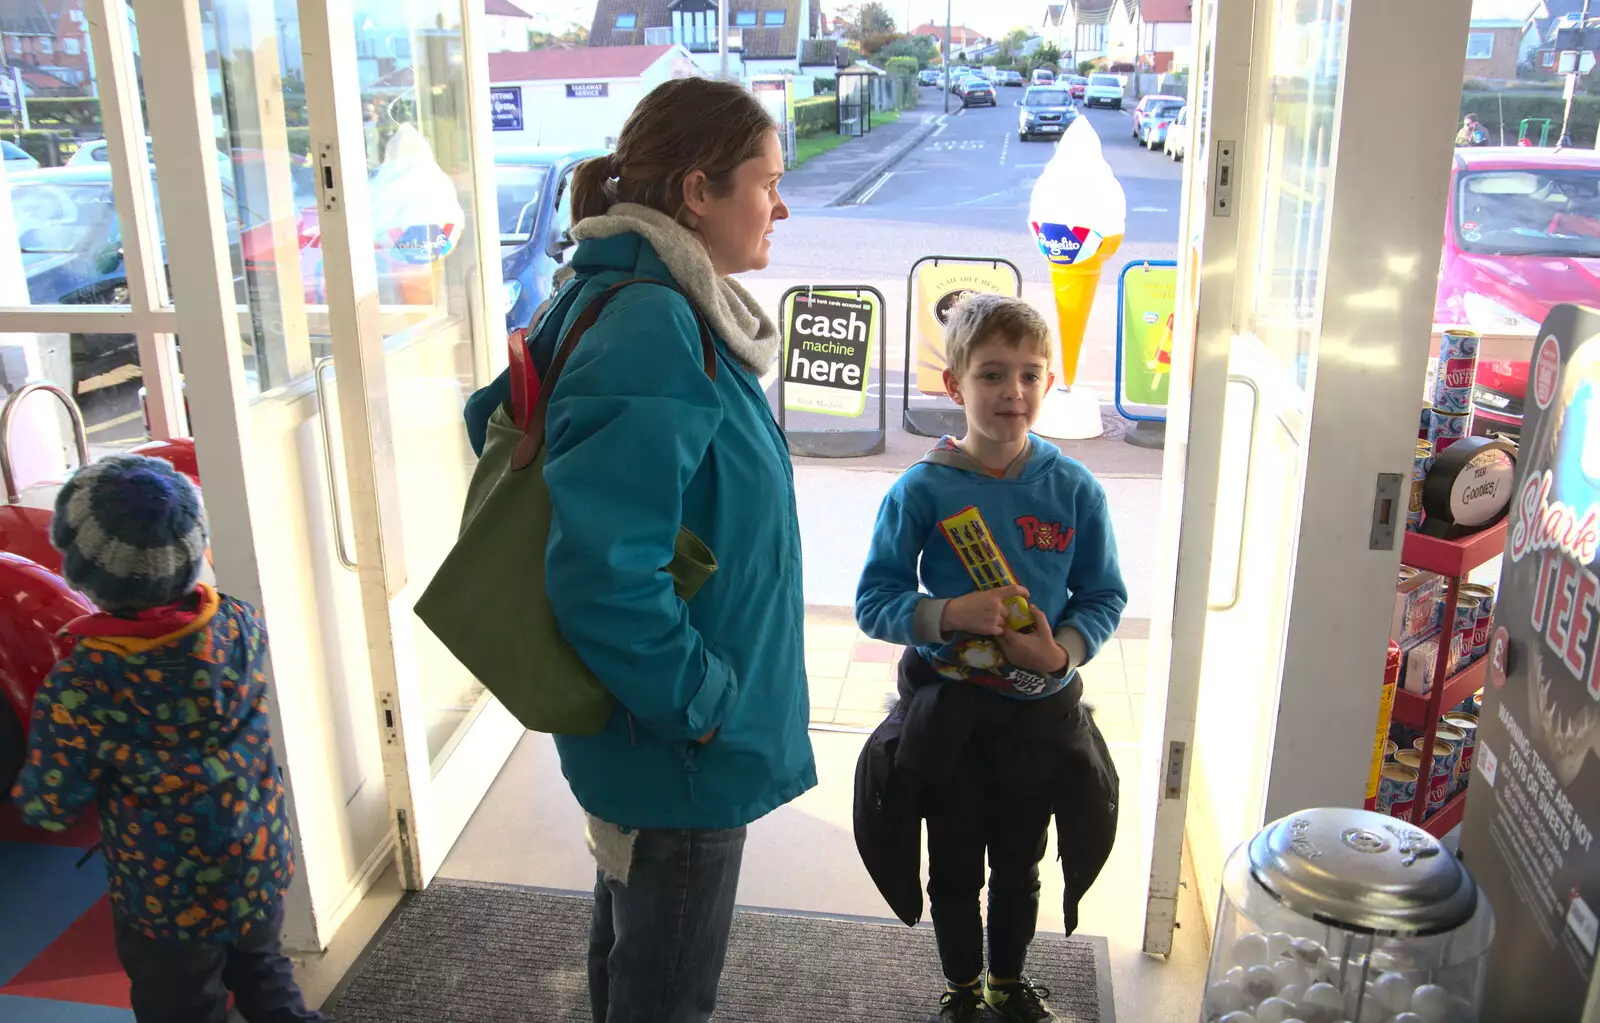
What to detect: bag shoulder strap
<box><xmin>512</xmin><ymin>278</ymin><xmax>716</xmax><ymax>470</ymax></box>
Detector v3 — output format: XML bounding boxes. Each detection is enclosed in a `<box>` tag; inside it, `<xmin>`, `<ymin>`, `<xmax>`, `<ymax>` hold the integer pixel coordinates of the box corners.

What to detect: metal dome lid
<box><xmin>1247</xmin><ymin>807</ymin><xmax>1480</xmax><ymax>936</ymax></box>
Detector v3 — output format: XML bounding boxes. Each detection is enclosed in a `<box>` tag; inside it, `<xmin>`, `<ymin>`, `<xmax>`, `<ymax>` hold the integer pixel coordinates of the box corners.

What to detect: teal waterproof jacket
<box><xmin>465</xmin><ymin>207</ymin><xmax>816</xmax><ymax>829</ymax></box>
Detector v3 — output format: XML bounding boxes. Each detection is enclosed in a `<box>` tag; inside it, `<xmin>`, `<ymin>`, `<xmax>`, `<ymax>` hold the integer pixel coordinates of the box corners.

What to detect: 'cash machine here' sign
<box><xmin>782</xmin><ymin>291</ymin><xmax>877</xmax><ymax>417</ymax></box>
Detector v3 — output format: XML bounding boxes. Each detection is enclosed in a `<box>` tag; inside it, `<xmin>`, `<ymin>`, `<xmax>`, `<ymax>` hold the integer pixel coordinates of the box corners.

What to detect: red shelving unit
<box><xmin>1394</xmin><ymin>518</ymin><xmax>1507</xmax><ymax>838</ymax></box>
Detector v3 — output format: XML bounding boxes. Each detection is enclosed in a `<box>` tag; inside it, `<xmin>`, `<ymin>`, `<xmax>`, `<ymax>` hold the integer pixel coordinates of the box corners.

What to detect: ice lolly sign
<box><xmin>1028</xmin><ymin>118</ymin><xmax>1127</xmax><ymax>388</ymax></box>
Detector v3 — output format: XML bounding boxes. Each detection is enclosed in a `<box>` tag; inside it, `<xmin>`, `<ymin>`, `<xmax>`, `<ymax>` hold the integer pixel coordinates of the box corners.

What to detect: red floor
<box><xmin>0</xmin><ymin>805</ymin><xmax>135</xmax><ymax>1021</ymax></box>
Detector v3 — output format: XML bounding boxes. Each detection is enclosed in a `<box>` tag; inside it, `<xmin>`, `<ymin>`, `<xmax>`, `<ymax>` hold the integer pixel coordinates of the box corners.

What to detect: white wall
<box><xmin>489</xmin><ymin>78</ymin><xmax>645</xmax><ymax>149</ymax></box>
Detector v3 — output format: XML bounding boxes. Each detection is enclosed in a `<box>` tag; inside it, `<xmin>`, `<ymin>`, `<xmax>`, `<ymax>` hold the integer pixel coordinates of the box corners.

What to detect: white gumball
<box><xmin>1226</xmin><ymin>966</ymin><xmax>1246</xmax><ymax>985</ymax></box>
<box><xmin>1244</xmin><ymin>964</ymin><xmax>1281</xmax><ymax>1001</ymax></box>
<box><xmin>1392</xmin><ymin>1014</ymin><xmax>1426</xmax><ymax>1023</ymax></box>
<box><xmin>1254</xmin><ymin>996</ymin><xmax>1299</xmax><ymax>1023</ymax></box>
<box><xmin>1278</xmin><ymin>984</ymin><xmax>1304</xmax><ymax>1005</ymax></box>
<box><xmin>1368</xmin><ymin>951</ymin><xmax>1403</xmax><ymax>973</ymax></box>
<box><xmin>1207</xmin><ymin>979</ymin><xmax>1247</xmax><ymax>1015</ymax></box>
<box><xmin>1218</xmin><ymin>1013</ymin><xmax>1258</xmax><ymax>1023</ymax></box>
<box><xmin>1371</xmin><ymin>972</ymin><xmax>1416</xmax><ymax>1013</ymax></box>
<box><xmin>1235</xmin><ymin>931</ymin><xmax>1271</xmax><ymax>967</ymax></box>
<box><xmin>1411</xmin><ymin>985</ymin><xmax>1450</xmax><ymax>1022</ymax></box>
<box><xmin>1353</xmin><ymin>994</ymin><xmax>1386</xmax><ymax>1023</ymax></box>
<box><xmin>1267</xmin><ymin>931</ymin><xmax>1294</xmax><ymax>958</ymax></box>
<box><xmin>1291</xmin><ymin>937</ymin><xmax>1327</xmax><ymax>967</ymax></box>
<box><xmin>1298</xmin><ymin>982</ymin><xmax>1343</xmax><ymax>1023</ymax></box>
<box><xmin>1319</xmin><ymin>956</ymin><xmax>1344</xmax><ymax>984</ymax></box>
<box><xmin>1272</xmin><ymin>959</ymin><xmax>1310</xmax><ymax>990</ymax></box>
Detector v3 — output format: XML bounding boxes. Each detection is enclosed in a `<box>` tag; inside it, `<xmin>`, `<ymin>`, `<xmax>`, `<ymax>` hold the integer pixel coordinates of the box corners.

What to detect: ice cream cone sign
<box><xmin>1150</xmin><ymin>312</ymin><xmax>1174</xmax><ymax>390</ymax></box>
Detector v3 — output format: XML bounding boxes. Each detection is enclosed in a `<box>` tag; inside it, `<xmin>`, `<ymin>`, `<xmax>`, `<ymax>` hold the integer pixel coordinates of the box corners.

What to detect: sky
<box><xmin>500</xmin><ymin>0</ymin><xmax>1052</xmax><ymax>41</ymax></box>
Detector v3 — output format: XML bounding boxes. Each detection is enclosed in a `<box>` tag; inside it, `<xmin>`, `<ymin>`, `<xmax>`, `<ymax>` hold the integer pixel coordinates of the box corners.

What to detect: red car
<box><xmin>0</xmin><ymin>383</ymin><xmax>201</xmax><ymax>792</ymax></box>
<box><xmin>1068</xmin><ymin>76</ymin><xmax>1088</xmax><ymax>101</ymax></box>
<box><xmin>1435</xmin><ymin>147</ymin><xmax>1600</xmax><ymax>437</ymax></box>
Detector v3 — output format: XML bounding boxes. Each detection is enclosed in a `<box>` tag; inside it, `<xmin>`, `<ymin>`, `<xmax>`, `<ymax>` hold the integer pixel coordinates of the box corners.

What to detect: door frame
<box><xmin>1143</xmin><ymin>0</ymin><xmax>1478</xmax><ymax>952</ymax></box>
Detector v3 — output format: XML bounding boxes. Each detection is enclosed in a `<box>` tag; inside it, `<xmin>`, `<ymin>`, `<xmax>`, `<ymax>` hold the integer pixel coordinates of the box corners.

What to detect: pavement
<box><xmin>779</xmin><ymin>103</ymin><xmax>945</xmax><ymax>209</ymax></box>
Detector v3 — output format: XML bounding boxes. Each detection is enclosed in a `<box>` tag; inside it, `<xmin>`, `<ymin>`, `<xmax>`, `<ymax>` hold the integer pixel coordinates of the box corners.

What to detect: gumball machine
<box><xmin>1201</xmin><ymin>808</ymin><xmax>1494</xmax><ymax>1023</ymax></box>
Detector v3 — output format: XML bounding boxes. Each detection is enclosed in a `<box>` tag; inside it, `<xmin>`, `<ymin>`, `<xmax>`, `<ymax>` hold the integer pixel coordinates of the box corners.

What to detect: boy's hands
<box><xmin>996</xmin><ymin>603</ymin><xmax>1070</xmax><ymax>675</ymax></box>
<box><xmin>940</xmin><ymin>585</ymin><xmax>1030</xmax><ymax>637</ymax></box>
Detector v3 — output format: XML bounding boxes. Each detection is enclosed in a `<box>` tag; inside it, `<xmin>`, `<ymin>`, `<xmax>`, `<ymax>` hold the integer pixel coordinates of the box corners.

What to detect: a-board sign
<box><xmin>490</xmin><ymin>87</ymin><xmax>523</xmax><ymax>131</ymax></box>
<box><xmin>1459</xmin><ymin>304</ymin><xmax>1600</xmax><ymax>1020</ymax></box>
<box><xmin>912</xmin><ymin>262</ymin><xmax>1021</xmax><ymax>396</ymax></box>
<box><xmin>1115</xmin><ymin>260</ymin><xmax>1177</xmax><ymax>421</ymax></box>
<box><xmin>782</xmin><ymin>290</ymin><xmax>877</xmax><ymax>417</ymax></box>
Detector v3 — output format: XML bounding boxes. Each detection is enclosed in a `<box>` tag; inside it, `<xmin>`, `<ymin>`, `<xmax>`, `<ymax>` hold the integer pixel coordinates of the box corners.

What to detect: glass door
<box><xmin>1144</xmin><ymin>0</ymin><xmax>1477</xmax><ymax>951</ymax></box>
<box><xmin>297</xmin><ymin>0</ymin><xmax>520</xmax><ymax>888</ymax></box>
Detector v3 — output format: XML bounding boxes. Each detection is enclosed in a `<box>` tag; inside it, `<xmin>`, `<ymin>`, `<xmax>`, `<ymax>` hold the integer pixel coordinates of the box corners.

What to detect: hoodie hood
<box><xmin>921</xmin><ymin>434</ymin><xmax>1062</xmax><ymax>481</ymax></box>
<box><xmin>569</xmin><ymin>203</ymin><xmax>780</xmax><ymax>374</ymax></box>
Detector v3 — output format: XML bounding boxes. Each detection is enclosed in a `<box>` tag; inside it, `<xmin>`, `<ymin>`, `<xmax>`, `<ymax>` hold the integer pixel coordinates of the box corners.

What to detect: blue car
<box><xmin>495</xmin><ymin>146</ymin><xmax>609</xmax><ymax>332</ymax></box>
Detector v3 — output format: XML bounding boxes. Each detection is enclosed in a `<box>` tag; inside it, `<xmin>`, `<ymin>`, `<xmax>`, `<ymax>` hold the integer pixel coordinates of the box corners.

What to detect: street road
<box><xmin>744</xmin><ymin>97</ymin><xmax>1183</xmax><ymax>475</ymax></box>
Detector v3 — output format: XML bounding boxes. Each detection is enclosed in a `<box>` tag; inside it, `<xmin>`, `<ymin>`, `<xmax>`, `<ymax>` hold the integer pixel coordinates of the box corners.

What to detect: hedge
<box><xmin>813</xmin><ymin>75</ymin><xmax>836</xmax><ymax>95</ymax></box>
<box><xmin>14</xmin><ymin>97</ymin><xmax>102</xmax><ymax>128</ymax></box>
<box><xmin>6</xmin><ymin>130</ymin><xmax>75</xmax><ymax>167</ymax></box>
<box><xmin>794</xmin><ymin>96</ymin><xmax>838</xmax><ymax>138</ymax></box>
<box><xmin>1461</xmin><ymin>91</ymin><xmax>1600</xmax><ymax>147</ymax></box>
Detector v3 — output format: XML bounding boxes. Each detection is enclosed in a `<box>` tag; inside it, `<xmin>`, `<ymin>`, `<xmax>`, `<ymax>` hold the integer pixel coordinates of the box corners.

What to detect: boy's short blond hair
<box><xmin>943</xmin><ymin>294</ymin><xmax>1053</xmax><ymax>378</ymax></box>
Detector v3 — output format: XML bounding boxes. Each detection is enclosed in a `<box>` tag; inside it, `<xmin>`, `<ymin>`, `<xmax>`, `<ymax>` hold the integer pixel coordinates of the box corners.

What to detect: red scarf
<box><xmin>64</xmin><ymin>586</ymin><xmax>208</xmax><ymax>639</ymax></box>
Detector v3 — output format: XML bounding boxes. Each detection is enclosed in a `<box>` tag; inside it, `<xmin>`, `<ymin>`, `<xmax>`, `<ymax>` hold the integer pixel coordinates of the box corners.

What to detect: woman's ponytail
<box><xmin>569</xmin><ymin>154</ymin><xmax>617</xmax><ymax>224</ymax></box>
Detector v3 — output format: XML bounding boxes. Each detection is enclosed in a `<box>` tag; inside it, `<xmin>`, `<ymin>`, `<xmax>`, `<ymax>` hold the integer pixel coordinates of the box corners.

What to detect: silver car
<box><xmin>1018</xmin><ymin>87</ymin><xmax>1078</xmax><ymax>142</ymax></box>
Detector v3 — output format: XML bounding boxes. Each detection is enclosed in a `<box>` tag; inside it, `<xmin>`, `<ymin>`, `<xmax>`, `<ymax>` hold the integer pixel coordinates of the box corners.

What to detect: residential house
<box><xmin>1464</xmin><ymin>0</ymin><xmax>1542</xmax><ymax>81</ymax></box>
<box><xmin>1135</xmin><ymin>0</ymin><xmax>1191</xmax><ymax>73</ymax></box>
<box><xmin>587</xmin><ymin>0</ymin><xmax>823</xmax><ymax>80</ymax></box>
<box><xmin>488</xmin><ymin>44</ymin><xmax>698</xmax><ymax>150</ymax></box>
<box><xmin>1</xmin><ymin>0</ymin><xmax>94</xmax><ymax>96</ymax></box>
<box><xmin>483</xmin><ymin>0</ymin><xmax>537</xmax><ymax>53</ymax></box>
<box><xmin>1531</xmin><ymin>3</ymin><xmax>1599</xmax><ymax>75</ymax></box>
<box><xmin>1044</xmin><ymin>1</ymin><xmax>1138</xmax><ymax>66</ymax></box>
<box><xmin>910</xmin><ymin>21</ymin><xmax>990</xmax><ymax>61</ymax></box>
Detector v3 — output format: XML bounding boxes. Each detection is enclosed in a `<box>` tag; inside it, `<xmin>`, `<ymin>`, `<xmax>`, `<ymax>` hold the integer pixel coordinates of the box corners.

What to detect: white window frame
<box><xmin>1466</xmin><ymin>31</ymin><xmax>1493</xmax><ymax>59</ymax></box>
<box><xmin>64</xmin><ymin>37</ymin><xmax>81</xmax><ymax>55</ymax></box>
<box><xmin>39</xmin><ymin>37</ymin><xmax>53</xmax><ymax>55</ymax></box>
<box><xmin>763</xmin><ymin>9</ymin><xmax>785</xmax><ymax>26</ymax></box>
<box><xmin>734</xmin><ymin>9</ymin><xmax>758</xmax><ymax>27</ymax></box>
<box><xmin>614</xmin><ymin>12</ymin><xmax>637</xmax><ymax>28</ymax></box>
<box><xmin>1542</xmin><ymin>49</ymin><xmax>1556</xmax><ymax>66</ymax></box>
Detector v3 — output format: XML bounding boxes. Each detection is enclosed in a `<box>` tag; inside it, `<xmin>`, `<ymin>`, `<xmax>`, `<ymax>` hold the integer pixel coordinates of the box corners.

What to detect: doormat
<box><xmin>324</xmin><ymin>879</ymin><xmax>1114</xmax><ymax>1022</ymax></box>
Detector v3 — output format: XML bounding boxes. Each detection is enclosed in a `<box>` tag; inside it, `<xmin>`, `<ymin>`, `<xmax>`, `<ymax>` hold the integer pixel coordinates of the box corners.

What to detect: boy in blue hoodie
<box><xmin>9</xmin><ymin>455</ymin><xmax>319</xmax><ymax>1023</ymax></box>
<box><xmin>856</xmin><ymin>295</ymin><xmax>1126</xmax><ymax>1023</ymax></box>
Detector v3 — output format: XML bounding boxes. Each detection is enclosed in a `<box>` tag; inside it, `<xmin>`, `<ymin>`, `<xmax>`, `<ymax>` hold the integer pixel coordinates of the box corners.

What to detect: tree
<box><xmin>877</xmin><ymin>33</ymin><xmax>939</xmax><ymax>67</ymax></box>
<box><xmin>836</xmin><ymin>0</ymin><xmax>898</xmax><ymax>53</ymax></box>
<box><xmin>998</xmin><ymin>26</ymin><xmax>1032</xmax><ymax>61</ymax></box>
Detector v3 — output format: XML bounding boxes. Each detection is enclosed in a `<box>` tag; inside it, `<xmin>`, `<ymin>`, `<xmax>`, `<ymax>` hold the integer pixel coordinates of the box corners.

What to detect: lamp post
<box><xmin>942</xmin><ymin>0</ymin><xmax>952</xmax><ymax>113</ymax></box>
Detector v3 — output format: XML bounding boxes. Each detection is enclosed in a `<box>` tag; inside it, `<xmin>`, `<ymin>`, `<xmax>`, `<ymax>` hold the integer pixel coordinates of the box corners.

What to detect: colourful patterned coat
<box><xmin>9</xmin><ymin>586</ymin><xmax>294</xmax><ymax>943</ymax></box>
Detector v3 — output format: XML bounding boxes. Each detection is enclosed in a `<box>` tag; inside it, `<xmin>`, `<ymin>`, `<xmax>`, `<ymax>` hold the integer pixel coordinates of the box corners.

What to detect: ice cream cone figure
<box><xmin>1151</xmin><ymin>312</ymin><xmax>1174</xmax><ymax>390</ymax></box>
<box><xmin>1029</xmin><ymin>118</ymin><xmax>1127</xmax><ymax>389</ymax></box>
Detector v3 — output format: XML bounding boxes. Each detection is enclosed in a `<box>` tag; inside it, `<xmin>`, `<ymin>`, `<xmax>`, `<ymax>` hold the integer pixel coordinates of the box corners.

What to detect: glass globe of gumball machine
<box><xmin>1201</xmin><ymin>808</ymin><xmax>1494</xmax><ymax>1023</ymax></box>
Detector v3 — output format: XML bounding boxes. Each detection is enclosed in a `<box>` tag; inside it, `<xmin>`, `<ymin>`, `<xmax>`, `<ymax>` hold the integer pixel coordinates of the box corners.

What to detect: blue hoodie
<box><xmin>463</xmin><ymin>207</ymin><xmax>816</xmax><ymax>830</ymax></box>
<box><xmin>856</xmin><ymin>436</ymin><xmax>1127</xmax><ymax>697</ymax></box>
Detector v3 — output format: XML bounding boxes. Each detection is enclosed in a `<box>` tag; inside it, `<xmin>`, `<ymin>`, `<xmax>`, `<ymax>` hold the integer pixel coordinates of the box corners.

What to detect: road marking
<box><xmin>855</xmin><ymin>172</ymin><xmax>894</xmax><ymax>205</ymax></box>
<box><xmin>1131</xmin><ymin>206</ymin><xmax>1169</xmax><ymax>213</ymax></box>
<box><xmin>928</xmin><ymin>139</ymin><xmax>986</xmax><ymax>151</ymax></box>
<box><xmin>999</xmin><ymin>130</ymin><xmax>1010</xmax><ymax>165</ymax></box>
<box><xmin>85</xmin><ymin>409</ymin><xmax>145</xmax><ymax>435</ymax></box>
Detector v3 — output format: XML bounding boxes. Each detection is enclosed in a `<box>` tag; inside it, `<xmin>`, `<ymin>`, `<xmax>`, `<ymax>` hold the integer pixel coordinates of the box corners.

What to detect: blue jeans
<box><xmin>588</xmin><ymin>826</ymin><xmax>748</xmax><ymax>1023</ymax></box>
<box><xmin>112</xmin><ymin>905</ymin><xmax>324</xmax><ymax>1023</ymax></box>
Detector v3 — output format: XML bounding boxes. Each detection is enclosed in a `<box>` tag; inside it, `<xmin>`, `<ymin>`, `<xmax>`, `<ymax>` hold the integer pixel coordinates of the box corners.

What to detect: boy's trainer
<box><xmin>987</xmin><ymin>978</ymin><xmax>1059</xmax><ymax>1022</ymax></box>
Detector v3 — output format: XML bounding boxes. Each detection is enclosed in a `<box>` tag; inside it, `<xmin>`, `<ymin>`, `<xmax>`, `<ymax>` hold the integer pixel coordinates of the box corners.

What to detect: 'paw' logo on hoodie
<box><xmin>1017</xmin><ymin>516</ymin><xmax>1074</xmax><ymax>554</ymax></box>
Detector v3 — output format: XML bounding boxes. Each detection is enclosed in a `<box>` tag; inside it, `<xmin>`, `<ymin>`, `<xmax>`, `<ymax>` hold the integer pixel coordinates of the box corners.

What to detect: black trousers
<box><xmin>113</xmin><ymin>905</ymin><xmax>324</xmax><ymax>1023</ymax></box>
<box><xmin>923</xmin><ymin>769</ymin><xmax>1054</xmax><ymax>985</ymax></box>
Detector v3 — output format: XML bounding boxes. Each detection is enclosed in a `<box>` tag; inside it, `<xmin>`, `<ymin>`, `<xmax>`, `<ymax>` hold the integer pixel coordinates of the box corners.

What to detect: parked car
<box><xmin>1018</xmin><ymin>86</ymin><xmax>1078</xmax><ymax>141</ymax></box>
<box><xmin>1432</xmin><ymin>147</ymin><xmax>1600</xmax><ymax>438</ymax></box>
<box><xmin>1002</xmin><ymin>70</ymin><xmax>1025</xmax><ymax>87</ymax></box>
<box><xmin>957</xmin><ymin>77</ymin><xmax>997</xmax><ymax>107</ymax></box>
<box><xmin>919</xmin><ymin>69</ymin><xmax>940</xmax><ymax>86</ymax></box>
<box><xmin>1139</xmin><ymin>100</ymin><xmax>1185</xmax><ymax>150</ymax></box>
<box><xmin>67</xmin><ymin>137</ymin><xmax>155</xmax><ymax>166</ymax></box>
<box><xmin>1084</xmin><ymin>74</ymin><xmax>1125</xmax><ymax>109</ymax></box>
<box><xmin>1031</xmin><ymin>68</ymin><xmax>1056</xmax><ymax>86</ymax></box>
<box><xmin>1133</xmin><ymin>95</ymin><xmax>1185</xmax><ymax>142</ymax></box>
<box><xmin>2</xmin><ymin>140</ymin><xmax>38</xmax><ymax>171</ymax></box>
<box><xmin>495</xmin><ymin>146</ymin><xmax>607</xmax><ymax>331</ymax></box>
<box><xmin>1067</xmin><ymin>75</ymin><xmax>1089</xmax><ymax>101</ymax></box>
<box><xmin>1165</xmin><ymin>106</ymin><xmax>1189</xmax><ymax>160</ymax></box>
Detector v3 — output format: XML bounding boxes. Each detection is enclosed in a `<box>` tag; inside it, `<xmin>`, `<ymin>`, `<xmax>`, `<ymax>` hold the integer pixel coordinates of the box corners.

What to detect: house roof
<box><xmin>0</xmin><ymin>0</ymin><xmax>52</xmax><ymax>35</ymax></box>
<box><xmin>589</xmin><ymin>0</ymin><xmax>819</xmax><ymax>54</ymax></box>
<box><xmin>800</xmin><ymin>37</ymin><xmax>842</xmax><ymax>67</ymax></box>
<box><xmin>1044</xmin><ymin>5</ymin><xmax>1067</xmax><ymax>27</ymax></box>
<box><xmin>588</xmin><ymin>0</ymin><xmax>675</xmax><ymax>46</ymax></box>
<box><xmin>484</xmin><ymin>0</ymin><xmax>533</xmax><ymax>16</ymax></box>
<box><xmin>491</xmin><ymin>44</ymin><xmax>678</xmax><ymax>81</ymax></box>
<box><xmin>1138</xmin><ymin>0</ymin><xmax>1191</xmax><ymax>23</ymax></box>
<box><xmin>911</xmin><ymin>21</ymin><xmax>987</xmax><ymax>44</ymax></box>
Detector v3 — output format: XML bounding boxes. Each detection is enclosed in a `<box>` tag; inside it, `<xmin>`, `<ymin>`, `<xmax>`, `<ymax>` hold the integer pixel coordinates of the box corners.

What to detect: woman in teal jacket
<box><xmin>464</xmin><ymin>79</ymin><xmax>815</xmax><ymax>1022</ymax></box>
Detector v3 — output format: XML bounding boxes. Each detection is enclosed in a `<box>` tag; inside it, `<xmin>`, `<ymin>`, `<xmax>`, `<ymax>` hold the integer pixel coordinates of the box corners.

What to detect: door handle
<box><xmin>1207</xmin><ymin>373</ymin><xmax>1259</xmax><ymax>612</ymax></box>
<box><xmin>313</xmin><ymin>357</ymin><xmax>357</xmax><ymax>571</ymax></box>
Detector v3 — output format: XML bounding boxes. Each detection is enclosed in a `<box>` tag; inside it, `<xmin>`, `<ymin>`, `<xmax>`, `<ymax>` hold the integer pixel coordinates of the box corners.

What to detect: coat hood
<box><xmin>920</xmin><ymin>434</ymin><xmax>1063</xmax><ymax>481</ymax></box>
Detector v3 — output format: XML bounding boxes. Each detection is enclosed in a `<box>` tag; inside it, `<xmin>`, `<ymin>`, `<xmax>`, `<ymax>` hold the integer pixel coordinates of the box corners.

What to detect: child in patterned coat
<box><xmin>9</xmin><ymin>454</ymin><xmax>321</xmax><ymax>1023</ymax></box>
